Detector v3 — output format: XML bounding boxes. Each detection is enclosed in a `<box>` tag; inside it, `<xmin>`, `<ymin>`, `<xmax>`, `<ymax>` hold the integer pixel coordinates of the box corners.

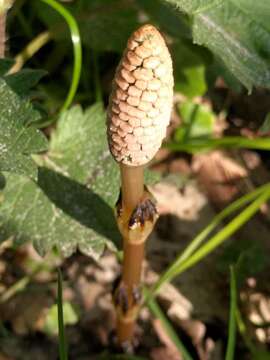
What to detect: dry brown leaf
<box><xmin>152</xmin><ymin>318</ymin><xmax>183</xmax><ymax>360</ymax></box>
<box><xmin>192</xmin><ymin>150</ymin><xmax>248</xmax><ymax>205</ymax></box>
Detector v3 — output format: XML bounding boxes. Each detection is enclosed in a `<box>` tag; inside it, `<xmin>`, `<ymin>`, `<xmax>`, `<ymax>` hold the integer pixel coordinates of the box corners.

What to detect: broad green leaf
<box><xmin>164</xmin><ymin>0</ymin><xmax>223</xmax><ymax>14</ymax></box>
<box><xmin>163</xmin><ymin>0</ymin><xmax>270</xmax><ymax>91</ymax></box>
<box><xmin>0</xmin><ymin>58</ymin><xmax>15</xmax><ymax>76</ymax></box>
<box><xmin>0</xmin><ymin>104</ymin><xmax>121</xmax><ymax>259</ymax></box>
<box><xmin>231</xmin><ymin>0</ymin><xmax>270</xmax><ymax>32</ymax></box>
<box><xmin>0</xmin><ymin>78</ymin><xmax>48</xmax><ymax>179</ymax></box>
<box><xmin>34</xmin><ymin>0</ymin><xmax>139</xmax><ymax>52</ymax></box>
<box><xmin>135</xmin><ymin>0</ymin><xmax>192</xmax><ymax>39</ymax></box>
<box><xmin>4</xmin><ymin>69</ymin><xmax>47</xmax><ymax>97</ymax></box>
<box><xmin>44</xmin><ymin>302</ymin><xmax>78</xmax><ymax>336</ymax></box>
<box><xmin>172</xmin><ymin>41</ymin><xmax>208</xmax><ymax>97</ymax></box>
<box><xmin>136</xmin><ymin>0</ymin><xmax>209</xmax><ymax>97</ymax></box>
<box><xmin>0</xmin><ymin>172</ymin><xmax>5</xmax><ymax>189</ymax></box>
<box><xmin>252</xmin><ymin>351</ymin><xmax>270</xmax><ymax>360</ymax></box>
<box><xmin>206</xmin><ymin>57</ymin><xmax>242</xmax><ymax>93</ymax></box>
<box><xmin>78</xmin><ymin>5</ymin><xmax>139</xmax><ymax>52</ymax></box>
<box><xmin>175</xmin><ymin>100</ymin><xmax>215</xmax><ymax>141</ymax></box>
<box><xmin>0</xmin><ymin>103</ymin><xmax>159</xmax><ymax>258</ymax></box>
<box><xmin>260</xmin><ymin>113</ymin><xmax>270</xmax><ymax>133</ymax></box>
<box><xmin>218</xmin><ymin>240</ymin><xmax>267</xmax><ymax>286</ymax></box>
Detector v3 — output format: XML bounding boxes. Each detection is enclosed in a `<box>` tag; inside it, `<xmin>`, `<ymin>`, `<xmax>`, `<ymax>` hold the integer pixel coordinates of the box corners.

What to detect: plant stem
<box><xmin>120</xmin><ymin>165</ymin><xmax>145</xmax><ymax>297</ymax></box>
<box><xmin>225</xmin><ymin>266</ymin><xmax>237</xmax><ymax>360</ymax></box>
<box><xmin>10</xmin><ymin>30</ymin><xmax>51</xmax><ymax>73</ymax></box>
<box><xmin>40</xmin><ymin>0</ymin><xmax>82</xmax><ymax>113</ymax></box>
<box><xmin>117</xmin><ymin>165</ymin><xmax>145</xmax><ymax>344</ymax></box>
<box><xmin>120</xmin><ymin>165</ymin><xmax>144</xmax><ymax>214</ymax></box>
<box><xmin>57</xmin><ymin>269</ymin><xmax>68</xmax><ymax>360</ymax></box>
<box><xmin>0</xmin><ymin>11</ymin><xmax>6</xmax><ymax>58</ymax></box>
<box><xmin>117</xmin><ymin>164</ymin><xmax>159</xmax><ymax>345</ymax></box>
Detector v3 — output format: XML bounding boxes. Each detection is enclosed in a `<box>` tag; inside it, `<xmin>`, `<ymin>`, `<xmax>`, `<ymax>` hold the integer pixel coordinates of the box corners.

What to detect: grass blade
<box><xmin>225</xmin><ymin>266</ymin><xmax>237</xmax><ymax>360</ymax></box>
<box><xmin>40</xmin><ymin>0</ymin><xmax>82</xmax><ymax>112</ymax></box>
<box><xmin>146</xmin><ymin>184</ymin><xmax>270</xmax><ymax>302</ymax></box>
<box><xmin>168</xmin><ymin>136</ymin><xmax>270</xmax><ymax>153</ymax></box>
<box><xmin>146</xmin><ymin>183</ymin><xmax>270</xmax><ymax>301</ymax></box>
<box><xmin>57</xmin><ymin>269</ymin><xmax>68</xmax><ymax>360</ymax></box>
<box><xmin>146</xmin><ymin>289</ymin><xmax>193</xmax><ymax>360</ymax></box>
<box><xmin>170</xmin><ymin>188</ymin><xmax>270</xmax><ymax>275</ymax></box>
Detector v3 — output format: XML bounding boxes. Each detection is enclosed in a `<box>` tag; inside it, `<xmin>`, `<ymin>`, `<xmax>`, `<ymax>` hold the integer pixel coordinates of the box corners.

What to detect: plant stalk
<box><xmin>0</xmin><ymin>11</ymin><xmax>6</xmax><ymax>58</ymax></box>
<box><xmin>10</xmin><ymin>30</ymin><xmax>51</xmax><ymax>73</ymax></box>
<box><xmin>115</xmin><ymin>164</ymin><xmax>157</xmax><ymax>346</ymax></box>
<box><xmin>120</xmin><ymin>165</ymin><xmax>144</xmax><ymax>214</ymax></box>
<box><xmin>117</xmin><ymin>165</ymin><xmax>144</xmax><ymax>344</ymax></box>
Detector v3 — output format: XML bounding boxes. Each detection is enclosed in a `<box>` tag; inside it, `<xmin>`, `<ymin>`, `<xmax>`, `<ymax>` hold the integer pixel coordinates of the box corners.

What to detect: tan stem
<box><xmin>10</xmin><ymin>30</ymin><xmax>51</xmax><ymax>73</ymax></box>
<box><xmin>122</xmin><ymin>240</ymin><xmax>144</xmax><ymax>288</ymax></box>
<box><xmin>120</xmin><ymin>164</ymin><xmax>144</xmax><ymax>214</ymax></box>
<box><xmin>0</xmin><ymin>12</ymin><xmax>6</xmax><ymax>58</ymax></box>
<box><xmin>117</xmin><ymin>164</ymin><xmax>145</xmax><ymax>344</ymax></box>
<box><xmin>117</xmin><ymin>240</ymin><xmax>145</xmax><ymax>344</ymax></box>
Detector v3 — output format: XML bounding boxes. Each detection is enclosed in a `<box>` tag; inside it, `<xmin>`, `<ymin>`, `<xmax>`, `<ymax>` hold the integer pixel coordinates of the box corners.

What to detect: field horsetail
<box><xmin>107</xmin><ymin>24</ymin><xmax>174</xmax><ymax>348</ymax></box>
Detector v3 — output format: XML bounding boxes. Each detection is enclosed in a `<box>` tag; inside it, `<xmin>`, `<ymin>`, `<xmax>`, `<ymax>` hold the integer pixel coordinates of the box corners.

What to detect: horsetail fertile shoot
<box><xmin>107</xmin><ymin>24</ymin><xmax>174</xmax><ymax>347</ymax></box>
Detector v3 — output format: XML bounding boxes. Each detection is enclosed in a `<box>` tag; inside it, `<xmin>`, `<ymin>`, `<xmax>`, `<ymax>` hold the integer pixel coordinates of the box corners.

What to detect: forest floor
<box><xmin>1</xmin><ymin>89</ymin><xmax>270</xmax><ymax>360</ymax></box>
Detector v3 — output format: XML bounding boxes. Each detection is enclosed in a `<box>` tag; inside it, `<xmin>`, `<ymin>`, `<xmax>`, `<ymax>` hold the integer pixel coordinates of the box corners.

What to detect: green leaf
<box><xmin>260</xmin><ymin>113</ymin><xmax>270</xmax><ymax>133</ymax></box>
<box><xmin>78</xmin><ymin>4</ymin><xmax>139</xmax><ymax>52</ymax></box>
<box><xmin>34</xmin><ymin>0</ymin><xmax>139</xmax><ymax>52</ymax></box>
<box><xmin>0</xmin><ymin>58</ymin><xmax>15</xmax><ymax>76</ymax></box>
<box><xmin>206</xmin><ymin>57</ymin><xmax>242</xmax><ymax>93</ymax></box>
<box><xmin>135</xmin><ymin>0</ymin><xmax>192</xmax><ymax>39</ymax></box>
<box><xmin>164</xmin><ymin>0</ymin><xmax>223</xmax><ymax>14</ymax></box>
<box><xmin>163</xmin><ymin>0</ymin><xmax>270</xmax><ymax>91</ymax></box>
<box><xmin>44</xmin><ymin>301</ymin><xmax>78</xmax><ymax>336</ymax></box>
<box><xmin>0</xmin><ymin>172</ymin><xmax>5</xmax><ymax>190</ymax></box>
<box><xmin>0</xmin><ymin>104</ymin><xmax>121</xmax><ymax>259</ymax></box>
<box><xmin>218</xmin><ymin>240</ymin><xmax>267</xmax><ymax>286</ymax></box>
<box><xmin>136</xmin><ymin>0</ymin><xmax>209</xmax><ymax>97</ymax></box>
<box><xmin>175</xmin><ymin>100</ymin><xmax>215</xmax><ymax>141</ymax></box>
<box><xmin>172</xmin><ymin>41</ymin><xmax>208</xmax><ymax>97</ymax></box>
<box><xmin>230</xmin><ymin>0</ymin><xmax>270</xmax><ymax>32</ymax></box>
<box><xmin>0</xmin><ymin>78</ymin><xmax>48</xmax><ymax>179</ymax></box>
<box><xmin>252</xmin><ymin>350</ymin><xmax>270</xmax><ymax>360</ymax></box>
<box><xmin>4</xmin><ymin>69</ymin><xmax>47</xmax><ymax>97</ymax></box>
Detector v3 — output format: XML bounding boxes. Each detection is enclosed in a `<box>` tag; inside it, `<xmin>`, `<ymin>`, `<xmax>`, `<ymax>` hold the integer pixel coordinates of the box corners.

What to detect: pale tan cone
<box><xmin>107</xmin><ymin>24</ymin><xmax>174</xmax><ymax>167</ymax></box>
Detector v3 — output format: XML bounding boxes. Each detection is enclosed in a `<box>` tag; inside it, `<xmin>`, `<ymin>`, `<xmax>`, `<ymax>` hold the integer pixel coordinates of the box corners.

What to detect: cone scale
<box><xmin>107</xmin><ymin>24</ymin><xmax>173</xmax><ymax>347</ymax></box>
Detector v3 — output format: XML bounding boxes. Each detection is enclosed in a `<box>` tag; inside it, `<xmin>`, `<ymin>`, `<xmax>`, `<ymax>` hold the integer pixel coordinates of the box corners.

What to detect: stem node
<box><xmin>114</xmin><ymin>165</ymin><xmax>158</xmax><ymax>345</ymax></box>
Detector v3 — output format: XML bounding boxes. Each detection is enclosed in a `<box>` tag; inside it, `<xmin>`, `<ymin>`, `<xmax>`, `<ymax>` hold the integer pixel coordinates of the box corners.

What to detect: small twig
<box><xmin>0</xmin><ymin>264</ymin><xmax>44</xmax><ymax>303</ymax></box>
<box><xmin>0</xmin><ymin>11</ymin><xmax>6</xmax><ymax>58</ymax></box>
<box><xmin>10</xmin><ymin>30</ymin><xmax>51</xmax><ymax>73</ymax></box>
<box><xmin>0</xmin><ymin>0</ymin><xmax>15</xmax><ymax>58</ymax></box>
